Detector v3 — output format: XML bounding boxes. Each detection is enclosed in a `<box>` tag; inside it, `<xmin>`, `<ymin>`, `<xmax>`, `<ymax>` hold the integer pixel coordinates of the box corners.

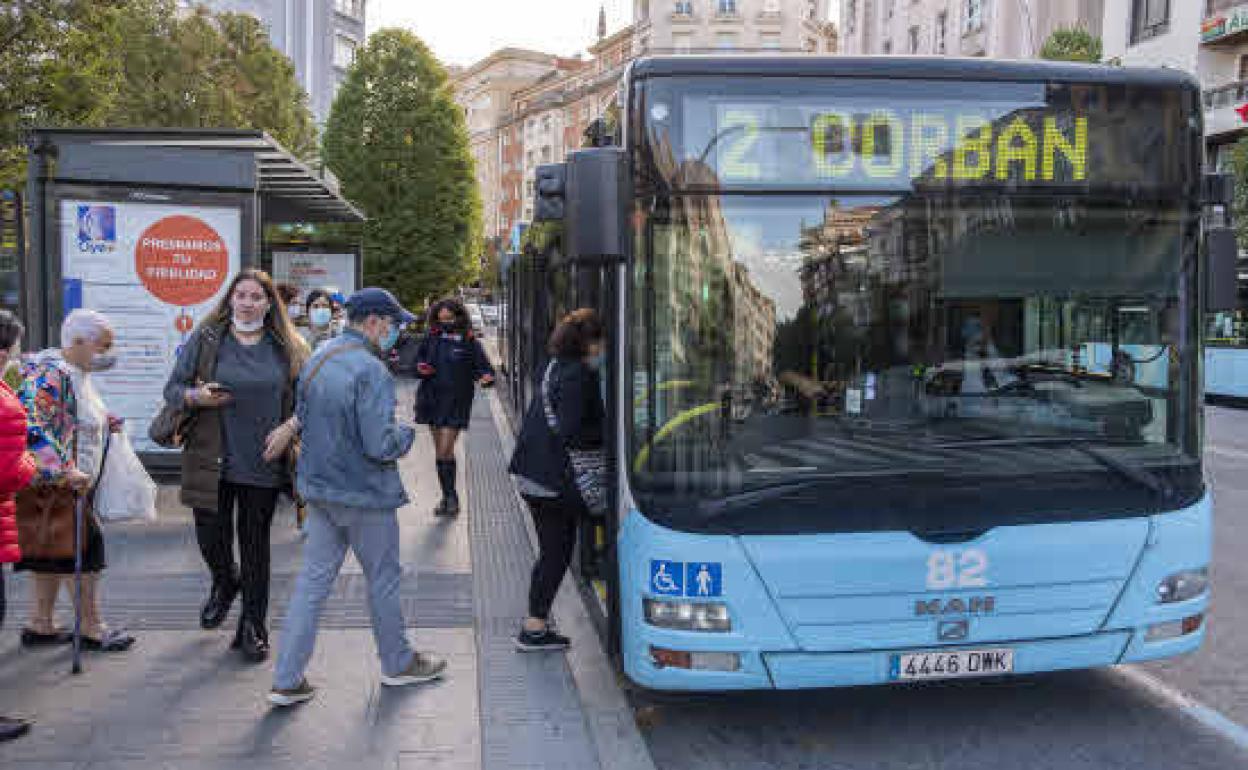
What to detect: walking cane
<box><xmin>71</xmin><ymin>492</ymin><xmax>84</xmax><ymax>675</ymax></box>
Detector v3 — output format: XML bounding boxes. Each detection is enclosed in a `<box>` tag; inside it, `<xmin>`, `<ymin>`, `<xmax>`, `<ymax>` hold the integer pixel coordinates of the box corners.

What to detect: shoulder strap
<box><xmin>300</xmin><ymin>343</ymin><xmax>367</xmax><ymax>401</ymax></box>
<box><xmin>540</xmin><ymin>361</ymin><xmax>561</xmax><ymax>436</ymax></box>
<box><xmin>194</xmin><ymin>325</ymin><xmax>225</xmax><ymax>383</ymax></box>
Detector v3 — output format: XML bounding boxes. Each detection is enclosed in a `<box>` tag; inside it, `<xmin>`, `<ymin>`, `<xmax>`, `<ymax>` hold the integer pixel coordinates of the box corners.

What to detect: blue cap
<box><xmin>345</xmin><ymin>287</ymin><xmax>416</xmax><ymax>324</ymax></box>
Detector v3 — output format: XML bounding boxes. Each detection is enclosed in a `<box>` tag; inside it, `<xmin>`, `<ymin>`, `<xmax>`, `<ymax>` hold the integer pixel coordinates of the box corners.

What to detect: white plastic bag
<box><xmin>95</xmin><ymin>432</ymin><xmax>158</xmax><ymax>522</ymax></box>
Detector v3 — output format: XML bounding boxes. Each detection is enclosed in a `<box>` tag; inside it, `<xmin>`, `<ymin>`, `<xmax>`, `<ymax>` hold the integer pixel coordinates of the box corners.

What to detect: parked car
<box><xmin>480</xmin><ymin>304</ymin><xmax>499</xmax><ymax>325</ymax></box>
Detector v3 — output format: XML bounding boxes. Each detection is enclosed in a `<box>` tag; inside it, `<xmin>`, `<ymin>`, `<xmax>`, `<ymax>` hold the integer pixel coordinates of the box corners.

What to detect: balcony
<box><xmin>1202</xmin><ymin>6</ymin><xmax>1248</xmax><ymax>46</ymax></box>
<box><xmin>1203</xmin><ymin>81</ymin><xmax>1248</xmax><ymax>137</ymax></box>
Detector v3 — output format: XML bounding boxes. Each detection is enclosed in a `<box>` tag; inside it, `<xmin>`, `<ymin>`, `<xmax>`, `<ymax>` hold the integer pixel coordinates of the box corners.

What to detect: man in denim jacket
<box><xmin>268</xmin><ymin>288</ymin><xmax>446</xmax><ymax>707</ymax></box>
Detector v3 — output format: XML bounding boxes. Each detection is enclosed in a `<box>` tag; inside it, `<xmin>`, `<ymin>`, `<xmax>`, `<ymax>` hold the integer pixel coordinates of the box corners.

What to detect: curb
<box><xmin>486</xmin><ymin>389</ymin><xmax>658</xmax><ymax>770</ymax></box>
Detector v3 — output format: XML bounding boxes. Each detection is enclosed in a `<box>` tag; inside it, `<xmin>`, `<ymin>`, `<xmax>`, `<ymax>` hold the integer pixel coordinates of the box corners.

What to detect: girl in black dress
<box><xmin>414</xmin><ymin>299</ymin><xmax>494</xmax><ymax>516</ymax></box>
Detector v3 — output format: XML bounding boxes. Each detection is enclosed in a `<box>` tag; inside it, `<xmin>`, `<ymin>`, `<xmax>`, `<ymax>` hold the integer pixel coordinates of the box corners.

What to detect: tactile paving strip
<box><xmin>465</xmin><ymin>393</ymin><xmax>601</xmax><ymax>770</ymax></box>
<box><xmin>2</xmin><ymin>571</ymin><xmax>473</xmax><ymax>630</ymax></box>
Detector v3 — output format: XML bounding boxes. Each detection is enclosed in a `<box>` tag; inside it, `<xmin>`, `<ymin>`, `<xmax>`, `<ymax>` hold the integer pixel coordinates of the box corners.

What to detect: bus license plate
<box><xmin>891</xmin><ymin>648</ymin><xmax>1015</xmax><ymax>681</ymax></box>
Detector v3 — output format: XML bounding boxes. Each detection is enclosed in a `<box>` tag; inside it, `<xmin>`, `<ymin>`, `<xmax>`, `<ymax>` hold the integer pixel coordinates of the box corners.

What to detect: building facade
<box><xmin>1102</xmin><ymin>0</ymin><xmax>1248</xmax><ymax>165</ymax></box>
<box><xmin>183</xmin><ymin>0</ymin><xmax>366</xmax><ymax>123</ymax></box>
<box><xmin>634</xmin><ymin>0</ymin><xmax>836</xmax><ymax>53</ymax></box>
<box><xmin>840</xmin><ymin>0</ymin><xmax>1103</xmax><ymax>58</ymax></box>
<box><xmin>451</xmin><ymin>50</ymin><xmax>586</xmax><ymax>247</ymax></box>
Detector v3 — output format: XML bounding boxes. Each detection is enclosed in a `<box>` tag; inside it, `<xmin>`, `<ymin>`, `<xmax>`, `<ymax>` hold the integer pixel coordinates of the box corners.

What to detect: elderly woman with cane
<box><xmin>14</xmin><ymin>309</ymin><xmax>133</xmax><ymax>653</ymax></box>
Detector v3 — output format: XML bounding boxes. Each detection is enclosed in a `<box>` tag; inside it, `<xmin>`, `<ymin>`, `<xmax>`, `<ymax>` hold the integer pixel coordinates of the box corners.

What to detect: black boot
<box><xmin>435</xmin><ymin>460</ymin><xmax>458</xmax><ymax>516</ymax></box>
<box><xmin>237</xmin><ymin>617</ymin><xmax>269</xmax><ymax>663</ymax></box>
<box><xmin>200</xmin><ymin>574</ymin><xmax>240</xmax><ymax>630</ymax></box>
<box><xmin>0</xmin><ymin>716</ymin><xmax>31</xmax><ymax>742</ymax></box>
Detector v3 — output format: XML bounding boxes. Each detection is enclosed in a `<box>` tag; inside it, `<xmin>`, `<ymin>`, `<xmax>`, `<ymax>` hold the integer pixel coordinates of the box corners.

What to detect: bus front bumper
<box><xmin>625</xmin><ymin>623</ymin><xmax>1206</xmax><ymax>691</ymax></box>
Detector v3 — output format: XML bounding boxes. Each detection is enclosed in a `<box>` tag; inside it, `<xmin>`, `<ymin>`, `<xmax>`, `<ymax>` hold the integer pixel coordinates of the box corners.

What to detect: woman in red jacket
<box><xmin>0</xmin><ymin>310</ymin><xmax>37</xmax><ymax>742</ymax></box>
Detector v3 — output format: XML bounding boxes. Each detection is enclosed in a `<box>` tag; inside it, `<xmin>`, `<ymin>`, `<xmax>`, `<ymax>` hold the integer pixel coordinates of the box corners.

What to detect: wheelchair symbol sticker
<box><xmin>650</xmin><ymin>560</ymin><xmax>684</xmax><ymax>596</ymax></box>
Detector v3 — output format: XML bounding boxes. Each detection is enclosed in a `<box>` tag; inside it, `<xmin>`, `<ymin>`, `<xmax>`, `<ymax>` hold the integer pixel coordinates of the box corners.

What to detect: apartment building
<box><xmin>184</xmin><ymin>0</ymin><xmax>365</xmax><ymax>122</ymax></box>
<box><xmin>840</xmin><ymin>0</ymin><xmax>1103</xmax><ymax>58</ymax></box>
<box><xmin>1103</xmin><ymin>0</ymin><xmax>1248</xmax><ymax>164</ymax></box>
<box><xmin>634</xmin><ymin>0</ymin><xmax>835</xmax><ymax>53</ymax></box>
<box><xmin>452</xmin><ymin>50</ymin><xmax>586</xmax><ymax>247</ymax></box>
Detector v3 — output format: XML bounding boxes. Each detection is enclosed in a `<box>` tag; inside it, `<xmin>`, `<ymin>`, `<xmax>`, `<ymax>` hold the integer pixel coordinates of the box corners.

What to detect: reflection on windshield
<box><xmin>630</xmin><ymin>190</ymin><xmax>1201</xmax><ymax>522</ymax></box>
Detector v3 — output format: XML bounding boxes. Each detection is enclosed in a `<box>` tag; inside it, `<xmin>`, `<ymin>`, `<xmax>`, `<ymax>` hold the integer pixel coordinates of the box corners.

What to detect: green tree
<box><xmin>0</xmin><ymin>0</ymin><xmax>317</xmax><ymax>189</ymax></box>
<box><xmin>322</xmin><ymin>29</ymin><xmax>481</xmax><ymax>307</ymax></box>
<box><xmin>1227</xmin><ymin>138</ymin><xmax>1248</xmax><ymax>249</ymax></box>
<box><xmin>1039</xmin><ymin>26</ymin><xmax>1103</xmax><ymax>63</ymax></box>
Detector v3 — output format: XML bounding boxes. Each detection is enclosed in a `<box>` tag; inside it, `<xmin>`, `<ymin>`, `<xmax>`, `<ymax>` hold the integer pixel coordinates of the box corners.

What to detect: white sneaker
<box><xmin>380</xmin><ymin>652</ymin><xmax>447</xmax><ymax>687</ymax></box>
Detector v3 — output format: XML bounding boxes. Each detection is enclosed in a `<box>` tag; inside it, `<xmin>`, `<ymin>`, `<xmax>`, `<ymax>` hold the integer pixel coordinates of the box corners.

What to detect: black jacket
<box><xmin>413</xmin><ymin>330</ymin><xmax>493</xmax><ymax>425</ymax></box>
<box><xmin>509</xmin><ymin>357</ymin><xmax>604</xmax><ymax>494</ymax></box>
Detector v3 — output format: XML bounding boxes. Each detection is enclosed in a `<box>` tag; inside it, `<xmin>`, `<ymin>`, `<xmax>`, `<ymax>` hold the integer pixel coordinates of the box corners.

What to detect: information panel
<box><xmin>271</xmin><ymin>250</ymin><xmax>357</xmax><ymax>306</ymax></box>
<box><xmin>60</xmin><ymin>200</ymin><xmax>242</xmax><ymax>453</ymax></box>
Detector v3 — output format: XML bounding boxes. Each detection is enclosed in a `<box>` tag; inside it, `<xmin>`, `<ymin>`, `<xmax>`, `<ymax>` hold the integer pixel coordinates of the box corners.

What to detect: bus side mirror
<box><xmin>533</xmin><ymin>163</ymin><xmax>566</xmax><ymax>222</ymax></box>
<box><xmin>565</xmin><ymin>148</ymin><xmax>629</xmax><ymax>263</ymax></box>
<box><xmin>1207</xmin><ymin>226</ymin><xmax>1239</xmax><ymax>312</ymax></box>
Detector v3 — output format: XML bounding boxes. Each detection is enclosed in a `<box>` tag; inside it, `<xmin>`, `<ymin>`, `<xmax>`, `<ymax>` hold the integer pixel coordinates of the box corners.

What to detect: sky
<box><xmin>369</xmin><ymin>0</ymin><xmax>840</xmax><ymax>68</ymax></box>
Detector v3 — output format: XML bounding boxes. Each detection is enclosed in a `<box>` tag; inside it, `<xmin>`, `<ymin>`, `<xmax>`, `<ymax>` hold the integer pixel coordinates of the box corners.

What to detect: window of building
<box><xmin>936</xmin><ymin>11</ymin><xmax>947</xmax><ymax>52</ymax></box>
<box><xmin>717</xmin><ymin>31</ymin><xmax>738</xmax><ymax>49</ymax></box>
<box><xmin>762</xmin><ymin>0</ymin><xmax>781</xmax><ymax>13</ymax></box>
<box><xmin>886</xmin><ymin>0</ymin><xmax>895</xmax><ymax>20</ymax></box>
<box><xmin>542</xmin><ymin>146</ymin><xmax>552</xmax><ymax>162</ymax></box>
<box><xmin>333</xmin><ymin>35</ymin><xmax>357</xmax><ymax>69</ymax></box>
<box><xmin>909</xmin><ymin>25</ymin><xmax>920</xmax><ymax>52</ymax></box>
<box><xmin>718</xmin><ymin>0</ymin><xmax>738</xmax><ymax>16</ymax></box>
<box><xmin>846</xmin><ymin>0</ymin><xmax>856</xmax><ymax>33</ymax></box>
<box><xmin>1239</xmin><ymin>54</ymin><xmax>1248</xmax><ymax>81</ymax></box>
<box><xmin>964</xmin><ymin>0</ymin><xmax>984</xmax><ymax>32</ymax></box>
<box><xmin>1208</xmin><ymin>0</ymin><xmax>1239</xmax><ymax>15</ymax></box>
<box><xmin>806</xmin><ymin>0</ymin><xmax>817</xmax><ymax>20</ymax></box>
<box><xmin>883</xmin><ymin>39</ymin><xmax>892</xmax><ymax>54</ymax></box>
<box><xmin>674</xmin><ymin>32</ymin><xmax>694</xmax><ymax>52</ymax></box>
<box><xmin>1130</xmin><ymin>0</ymin><xmax>1169</xmax><ymax>43</ymax></box>
<box><xmin>804</xmin><ymin>37</ymin><xmax>818</xmax><ymax>51</ymax></box>
<box><xmin>674</xmin><ymin>0</ymin><xmax>693</xmax><ymax>15</ymax></box>
<box><xmin>640</xmin><ymin>0</ymin><xmax>650</xmax><ymax>19</ymax></box>
<box><xmin>761</xmin><ymin>32</ymin><xmax>782</xmax><ymax>49</ymax></box>
<box><xmin>334</xmin><ymin>0</ymin><xmax>363</xmax><ymax>19</ymax></box>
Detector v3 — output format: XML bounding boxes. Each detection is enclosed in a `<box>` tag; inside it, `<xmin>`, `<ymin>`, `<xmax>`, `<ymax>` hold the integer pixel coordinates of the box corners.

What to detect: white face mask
<box><xmin>232</xmin><ymin>315</ymin><xmax>266</xmax><ymax>333</ymax></box>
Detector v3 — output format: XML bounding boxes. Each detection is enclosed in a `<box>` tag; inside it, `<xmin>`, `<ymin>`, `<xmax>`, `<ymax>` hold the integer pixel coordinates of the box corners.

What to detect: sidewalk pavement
<box><xmin>0</xmin><ymin>380</ymin><xmax>655</xmax><ymax>770</ymax></box>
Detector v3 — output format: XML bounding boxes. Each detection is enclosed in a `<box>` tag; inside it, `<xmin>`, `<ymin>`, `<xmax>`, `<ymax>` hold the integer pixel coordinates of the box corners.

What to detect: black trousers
<box><xmin>193</xmin><ymin>481</ymin><xmax>280</xmax><ymax>627</ymax></box>
<box><xmin>525</xmin><ymin>494</ymin><xmax>581</xmax><ymax>620</ymax></box>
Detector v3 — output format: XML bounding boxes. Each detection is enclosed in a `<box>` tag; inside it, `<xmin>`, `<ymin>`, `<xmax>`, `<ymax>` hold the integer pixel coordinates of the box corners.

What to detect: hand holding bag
<box><xmin>541</xmin><ymin>361</ymin><xmax>607</xmax><ymax>517</ymax></box>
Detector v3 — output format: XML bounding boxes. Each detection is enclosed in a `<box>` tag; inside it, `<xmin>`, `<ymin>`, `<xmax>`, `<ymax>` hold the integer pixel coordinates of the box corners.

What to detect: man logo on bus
<box><xmin>686</xmin><ymin>562</ymin><xmax>722</xmax><ymax>598</ymax></box>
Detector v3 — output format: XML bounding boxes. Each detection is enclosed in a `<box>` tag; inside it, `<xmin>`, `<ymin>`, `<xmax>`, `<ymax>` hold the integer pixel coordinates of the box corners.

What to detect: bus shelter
<box><xmin>15</xmin><ymin>127</ymin><xmax>364</xmax><ymax>469</ymax></box>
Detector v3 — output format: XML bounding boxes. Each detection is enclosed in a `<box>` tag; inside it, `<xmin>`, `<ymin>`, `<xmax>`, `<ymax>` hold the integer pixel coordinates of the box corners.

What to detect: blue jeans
<box><xmin>272</xmin><ymin>503</ymin><xmax>414</xmax><ymax>689</ymax></box>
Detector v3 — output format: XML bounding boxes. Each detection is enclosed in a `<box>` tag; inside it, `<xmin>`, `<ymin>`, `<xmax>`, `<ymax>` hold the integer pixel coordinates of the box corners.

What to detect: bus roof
<box><xmin>628</xmin><ymin>55</ymin><xmax>1199</xmax><ymax>93</ymax></box>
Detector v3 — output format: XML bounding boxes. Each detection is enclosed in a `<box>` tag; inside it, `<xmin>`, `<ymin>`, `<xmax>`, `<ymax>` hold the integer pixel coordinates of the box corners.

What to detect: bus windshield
<box><xmin>627</xmin><ymin>77</ymin><xmax>1203</xmax><ymax>535</ymax></box>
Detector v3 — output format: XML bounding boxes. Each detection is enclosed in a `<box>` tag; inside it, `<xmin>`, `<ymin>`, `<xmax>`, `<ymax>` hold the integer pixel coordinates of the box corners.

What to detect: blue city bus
<box><xmin>500</xmin><ymin>56</ymin><xmax>1237</xmax><ymax>690</ymax></box>
<box><xmin>1205</xmin><ymin>253</ymin><xmax>1248</xmax><ymax>402</ymax></box>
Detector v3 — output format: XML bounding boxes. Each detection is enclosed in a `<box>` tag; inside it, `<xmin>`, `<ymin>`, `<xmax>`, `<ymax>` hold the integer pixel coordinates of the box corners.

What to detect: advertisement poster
<box><xmin>60</xmin><ymin>201</ymin><xmax>242</xmax><ymax>453</ymax></box>
<box><xmin>271</xmin><ymin>251</ymin><xmax>357</xmax><ymax>307</ymax></box>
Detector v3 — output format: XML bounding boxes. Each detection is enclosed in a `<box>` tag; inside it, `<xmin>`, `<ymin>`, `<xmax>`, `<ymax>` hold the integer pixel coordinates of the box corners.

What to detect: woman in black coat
<box><xmin>509</xmin><ymin>308</ymin><xmax>605</xmax><ymax>652</ymax></box>
<box><xmin>414</xmin><ymin>299</ymin><xmax>494</xmax><ymax>516</ymax></box>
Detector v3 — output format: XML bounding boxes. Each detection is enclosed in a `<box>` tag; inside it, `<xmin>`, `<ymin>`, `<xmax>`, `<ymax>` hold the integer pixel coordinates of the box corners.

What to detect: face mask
<box><xmin>379</xmin><ymin>324</ymin><xmax>400</xmax><ymax>352</ymax></box>
<box><xmin>232</xmin><ymin>315</ymin><xmax>266</xmax><ymax>333</ymax></box>
<box><xmin>89</xmin><ymin>353</ymin><xmax>118</xmax><ymax>372</ymax></box>
<box><xmin>310</xmin><ymin>307</ymin><xmax>333</xmax><ymax>327</ymax></box>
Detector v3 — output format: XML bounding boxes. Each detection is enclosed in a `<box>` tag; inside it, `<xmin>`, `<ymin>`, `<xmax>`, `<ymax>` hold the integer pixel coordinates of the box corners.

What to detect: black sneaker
<box><xmin>514</xmin><ymin>627</ymin><xmax>571</xmax><ymax>652</ymax></box>
<box><xmin>268</xmin><ymin>678</ymin><xmax>315</xmax><ymax>708</ymax></box>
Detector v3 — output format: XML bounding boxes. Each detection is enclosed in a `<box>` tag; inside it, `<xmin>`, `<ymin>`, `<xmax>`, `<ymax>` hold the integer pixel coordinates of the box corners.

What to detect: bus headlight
<box><xmin>644</xmin><ymin>599</ymin><xmax>732</xmax><ymax>632</ymax></box>
<box><xmin>1156</xmin><ymin>568</ymin><xmax>1208</xmax><ymax>604</ymax></box>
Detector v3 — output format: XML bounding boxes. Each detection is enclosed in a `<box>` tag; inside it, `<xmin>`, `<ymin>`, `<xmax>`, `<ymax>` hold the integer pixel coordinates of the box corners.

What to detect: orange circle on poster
<box><xmin>135</xmin><ymin>215</ymin><xmax>229</xmax><ymax>307</ymax></box>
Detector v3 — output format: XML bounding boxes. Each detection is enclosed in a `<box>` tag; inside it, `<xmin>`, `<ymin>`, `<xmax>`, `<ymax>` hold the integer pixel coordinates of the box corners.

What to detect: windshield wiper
<box><xmin>933</xmin><ymin>436</ymin><xmax>1174</xmax><ymax>500</ymax></box>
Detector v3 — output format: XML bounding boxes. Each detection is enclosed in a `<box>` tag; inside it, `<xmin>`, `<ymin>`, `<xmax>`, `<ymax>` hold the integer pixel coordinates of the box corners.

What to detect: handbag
<box><xmin>15</xmin><ymin>485</ymin><xmax>80</xmax><ymax>560</ymax></box>
<box><xmin>541</xmin><ymin>361</ymin><xmax>607</xmax><ymax>517</ymax></box>
<box><xmin>149</xmin><ymin>326</ymin><xmax>223</xmax><ymax>448</ymax></box>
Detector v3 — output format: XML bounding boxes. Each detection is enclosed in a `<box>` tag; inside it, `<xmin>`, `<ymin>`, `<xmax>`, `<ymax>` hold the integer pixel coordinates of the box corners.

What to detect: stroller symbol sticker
<box><xmin>650</xmin><ymin>561</ymin><xmax>684</xmax><ymax>596</ymax></box>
